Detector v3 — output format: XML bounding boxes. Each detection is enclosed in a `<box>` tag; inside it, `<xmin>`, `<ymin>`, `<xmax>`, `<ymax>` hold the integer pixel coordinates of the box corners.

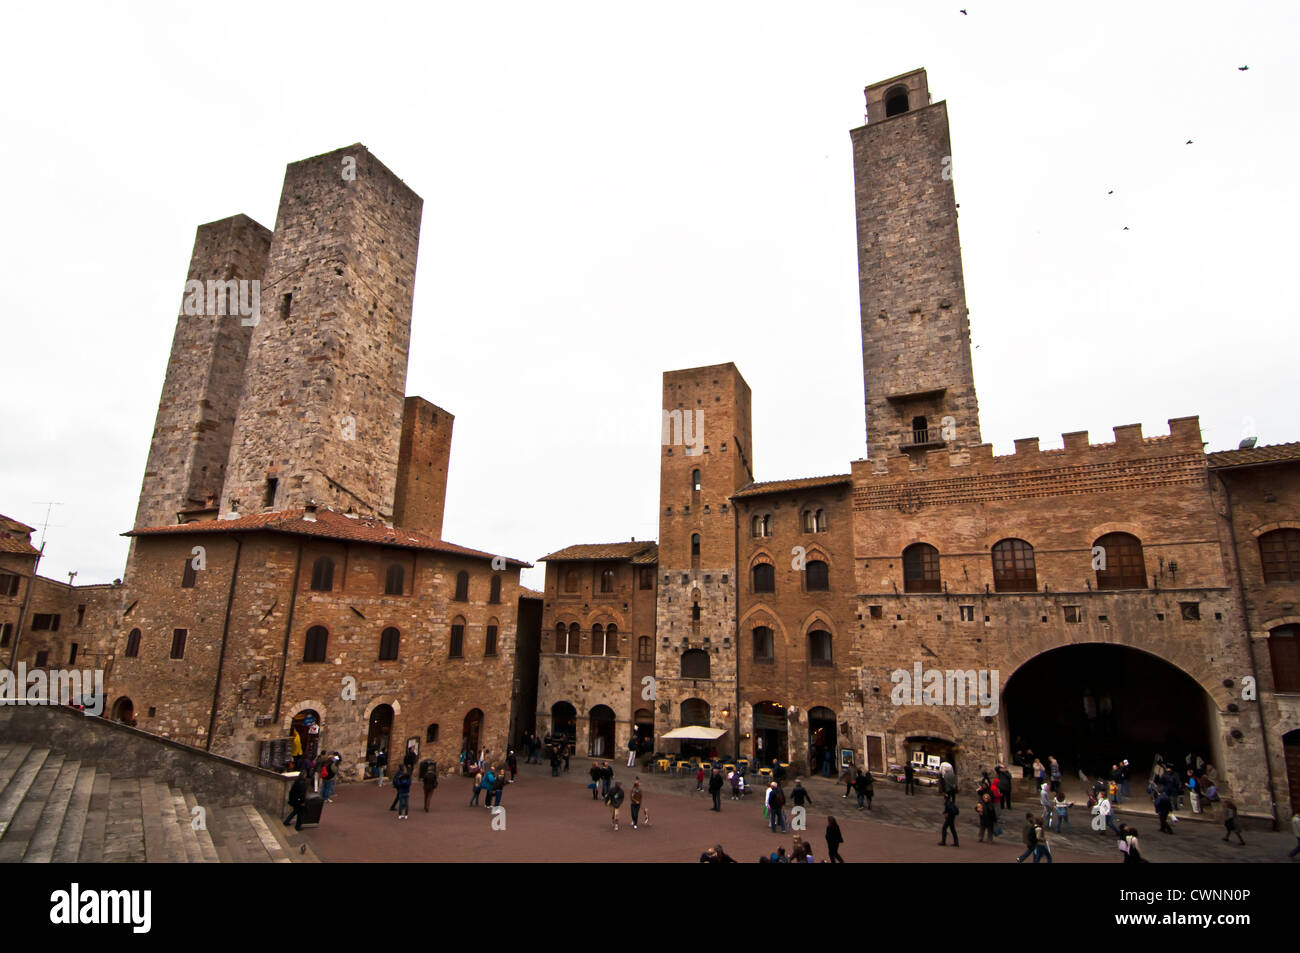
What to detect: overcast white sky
<box><xmin>2</xmin><ymin>2</ymin><xmax>1296</xmax><ymax>592</ymax></box>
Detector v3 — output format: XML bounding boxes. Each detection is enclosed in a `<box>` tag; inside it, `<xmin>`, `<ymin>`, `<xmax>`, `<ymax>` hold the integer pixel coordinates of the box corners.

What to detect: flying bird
<box><xmin>1107</xmin><ymin>190</ymin><xmax>1113</xmax><ymax>195</ymax></box>
<box><xmin>1186</xmin><ymin>139</ymin><xmax>1194</xmax><ymax>144</ymax></box>
<box><xmin>1123</xmin><ymin>226</ymin><xmax>1130</xmax><ymax>231</ymax></box>
<box><xmin>960</xmin><ymin>8</ymin><xmax>967</xmax><ymax>13</ymax></box>
<box><xmin>1238</xmin><ymin>65</ymin><xmax>1249</xmax><ymax>71</ymax></box>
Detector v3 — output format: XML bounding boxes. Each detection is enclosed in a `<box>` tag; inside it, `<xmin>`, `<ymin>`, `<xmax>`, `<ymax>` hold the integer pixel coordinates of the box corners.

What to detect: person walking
<box><xmin>1288</xmin><ymin>810</ymin><xmax>1300</xmax><ymax>860</ymax></box>
<box><xmin>1048</xmin><ymin>756</ymin><xmax>1062</xmax><ymax>793</ymax></box>
<box><xmin>491</xmin><ymin>767</ymin><xmax>506</xmax><ymax>807</ymax></box>
<box><xmin>393</xmin><ymin>766</ymin><xmax>411</xmax><ymax>820</ymax></box>
<box><xmin>627</xmin><ymin>732</ymin><xmax>638</xmax><ymax>768</ymax></box>
<box><xmin>589</xmin><ymin>762</ymin><xmax>602</xmax><ymax>799</ymax></box>
<box><xmin>1096</xmin><ymin>790</ymin><xmax>1121</xmax><ymax>834</ymax></box>
<box><xmin>282</xmin><ymin>770</ymin><xmax>309</xmax><ymax>832</ymax></box>
<box><xmin>767</xmin><ymin>782</ymin><xmax>787</xmax><ymax>833</ymax></box>
<box><xmin>695</xmin><ymin>764</ymin><xmax>706</xmax><ymax>793</ymax></box>
<box><xmin>996</xmin><ymin>764</ymin><xmax>1012</xmax><ymax>809</ymax></box>
<box><xmin>728</xmin><ymin>768</ymin><xmax>741</xmax><ymax>800</ymax></box>
<box><xmin>1222</xmin><ymin>799</ymin><xmax>1245</xmax><ymax>845</ymax></box>
<box><xmin>1032</xmin><ymin>821</ymin><xmax>1052</xmax><ymax>863</ymax></box>
<box><xmin>481</xmin><ymin>765</ymin><xmax>498</xmax><ymax>809</ymax></box>
<box><xmin>977</xmin><ymin>793</ymin><xmax>997</xmax><ymax>843</ymax></box>
<box><xmin>507</xmin><ymin>750</ymin><xmax>518</xmax><ymax>782</ymax></box>
<box><xmin>605</xmin><ymin>780</ymin><xmax>625</xmax><ymax>831</ymax></box>
<box><xmin>549</xmin><ymin>744</ymin><xmax>561</xmax><ymax>778</ymax></box>
<box><xmin>422</xmin><ymin>761</ymin><xmax>439</xmax><ymax>812</ymax></box>
<box><xmin>469</xmin><ymin>766</ymin><xmax>484</xmax><ymax>806</ymax></box>
<box><xmin>1156</xmin><ymin>791</ymin><xmax>1174</xmax><ymax>834</ymax></box>
<box><xmin>631</xmin><ymin>779</ymin><xmax>643</xmax><ymax>829</ymax></box>
<box><xmin>1016</xmin><ymin>813</ymin><xmax>1037</xmax><ymax>863</ymax></box>
<box><xmin>825</xmin><ymin>816</ymin><xmax>845</xmax><ymax>863</ymax></box>
<box><xmin>600</xmin><ymin>761</ymin><xmax>613</xmax><ymax>799</ymax></box>
<box><xmin>708</xmin><ymin>767</ymin><xmax>724</xmax><ymax>811</ymax></box>
<box><xmin>791</xmin><ymin>778</ymin><xmax>813</xmax><ymax>811</ymax></box>
<box><xmin>939</xmin><ymin>795</ymin><xmax>960</xmax><ymax>847</ymax></box>
<box><xmin>841</xmin><ymin>766</ymin><xmax>855</xmax><ymax>799</ymax></box>
<box><xmin>319</xmin><ymin>753</ymin><xmax>340</xmax><ymax>803</ymax></box>
<box><xmin>1054</xmin><ymin>790</ymin><xmax>1072</xmax><ymax>833</ymax></box>
<box><xmin>904</xmin><ymin>760</ymin><xmax>915</xmax><ymax>796</ymax></box>
<box><xmin>1039</xmin><ymin>781</ymin><xmax>1054</xmax><ymax>830</ymax></box>
<box><xmin>853</xmin><ymin>770</ymin><xmax>871</xmax><ymax>810</ymax></box>
<box><xmin>1032</xmin><ymin>757</ymin><xmax>1045</xmax><ymax>790</ymax></box>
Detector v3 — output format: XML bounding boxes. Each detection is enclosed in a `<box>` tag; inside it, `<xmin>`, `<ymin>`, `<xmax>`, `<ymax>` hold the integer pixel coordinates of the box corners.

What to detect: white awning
<box><xmin>661</xmin><ymin>725</ymin><xmax>727</xmax><ymax>741</ymax></box>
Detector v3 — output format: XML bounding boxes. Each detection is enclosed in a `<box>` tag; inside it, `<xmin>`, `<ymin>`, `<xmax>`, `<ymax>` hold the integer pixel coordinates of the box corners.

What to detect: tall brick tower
<box><xmin>851</xmin><ymin>69</ymin><xmax>981</xmax><ymax>466</ymax></box>
<box><xmin>393</xmin><ymin>396</ymin><xmax>454</xmax><ymax>538</ymax></box>
<box><xmin>220</xmin><ymin>145</ymin><xmax>423</xmax><ymax>520</ymax></box>
<box><xmin>134</xmin><ymin>214</ymin><xmax>272</xmax><ymax>529</ymax></box>
<box><xmin>654</xmin><ymin>363</ymin><xmax>753</xmax><ymax>752</ymax></box>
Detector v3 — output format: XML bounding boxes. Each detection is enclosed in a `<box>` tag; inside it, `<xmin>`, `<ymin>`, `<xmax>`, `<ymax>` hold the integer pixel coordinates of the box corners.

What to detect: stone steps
<box><xmin>0</xmin><ymin>744</ymin><xmax>311</xmax><ymax>863</ymax></box>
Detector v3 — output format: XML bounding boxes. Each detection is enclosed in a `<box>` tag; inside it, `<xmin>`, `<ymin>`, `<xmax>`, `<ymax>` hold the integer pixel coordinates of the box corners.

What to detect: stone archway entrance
<box><xmin>589</xmin><ymin>705</ymin><xmax>616</xmax><ymax>757</ymax></box>
<box><xmin>550</xmin><ymin>701</ymin><xmax>577</xmax><ymax>749</ymax></box>
<box><xmin>1003</xmin><ymin>643</ymin><xmax>1219</xmax><ymax>784</ymax></box>
<box><xmin>110</xmin><ymin>696</ymin><xmax>135</xmax><ymax>726</ymax></box>
<box><xmin>752</xmin><ymin>700</ymin><xmax>787</xmax><ymax>768</ymax></box>
<box><xmin>807</xmin><ymin>706</ymin><xmax>837</xmax><ymax>778</ymax></box>
<box><xmin>367</xmin><ymin>704</ymin><xmax>393</xmax><ymax>778</ymax></box>
<box><xmin>292</xmin><ymin>709</ymin><xmax>321</xmax><ymax>766</ymax></box>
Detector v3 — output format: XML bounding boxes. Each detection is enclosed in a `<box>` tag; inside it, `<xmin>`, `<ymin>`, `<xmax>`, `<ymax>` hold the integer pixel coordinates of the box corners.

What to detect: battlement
<box><xmin>854</xmin><ymin>416</ymin><xmax>1205</xmax><ymax>484</ymax></box>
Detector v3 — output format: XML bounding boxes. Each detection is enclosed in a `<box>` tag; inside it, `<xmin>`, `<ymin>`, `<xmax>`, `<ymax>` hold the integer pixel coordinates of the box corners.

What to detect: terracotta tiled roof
<box><xmin>630</xmin><ymin>543</ymin><xmax>659</xmax><ymax>565</ymax></box>
<box><xmin>1207</xmin><ymin>442</ymin><xmax>1300</xmax><ymax>470</ymax></box>
<box><xmin>519</xmin><ymin>587</ymin><xmax>545</xmax><ymax>599</ymax></box>
<box><xmin>732</xmin><ymin>474</ymin><xmax>852</xmax><ymax>499</ymax></box>
<box><xmin>0</xmin><ymin>514</ymin><xmax>40</xmax><ymax>555</ymax></box>
<box><xmin>126</xmin><ymin>507</ymin><xmax>531</xmax><ymax>568</ymax></box>
<box><xmin>538</xmin><ymin>541</ymin><xmax>657</xmax><ymax>563</ymax></box>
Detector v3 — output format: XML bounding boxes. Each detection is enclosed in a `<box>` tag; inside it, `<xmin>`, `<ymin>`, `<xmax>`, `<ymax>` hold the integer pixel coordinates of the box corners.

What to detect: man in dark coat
<box><xmin>283</xmin><ymin>771</ymin><xmax>309</xmax><ymax>831</ymax></box>
<box><xmin>1016</xmin><ymin>813</ymin><xmax>1037</xmax><ymax>862</ymax></box>
<box><xmin>708</xmin><ymin>768</ymin><xmax>724</xmax><ymax>811</ymax></box>
<box><xmin>422</xmin><ymin>761</ymin><xmax>439</xmax><ymax>812</ymax></box>
<box><xmin>939</xmin><ymin>795</ymin><xmax>959</xmax><ymax>846</ymax></box>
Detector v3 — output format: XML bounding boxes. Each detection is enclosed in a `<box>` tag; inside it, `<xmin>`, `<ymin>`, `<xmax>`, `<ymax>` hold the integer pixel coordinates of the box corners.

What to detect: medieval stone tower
<box><xmin>133</xmin><ymin>215</ymin><xmax>272</xmax><ymax>529</ymax></box>
<box><xmin>851</xmin><ymin>68</ymin><xmax>981</xmax><ymax>466</ymax></box>
<box><xmin>220</xmin><ymin>145</ymin><xmax>423</xmax><ymax>521</ymax></box>
<box><xmin>654</xmin><ymin>363</ymin><xmax>753</xmax><ymax>746</ymax></box>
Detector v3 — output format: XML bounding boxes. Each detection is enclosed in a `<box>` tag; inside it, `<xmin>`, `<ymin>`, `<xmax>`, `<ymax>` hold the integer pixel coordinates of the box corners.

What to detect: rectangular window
<box><xmin>449</xmin><ymin>624</ymin><xmax>464</xmax><ymax>658</ymax></box>
<box><xmin>34</xmin><ymin>650</ymin><xmax>48</xmax><ymax>667</ymax></box>
<box><xmin>182</xmin><ymin>559</ymin><xmax>197</xmax><ymax>588</ymax></box>
<box><xmin>0</xmin><ymin>623</ymin><xmax>11</xmax><ymax>647</ymax></box>
<box><xmin>485</xmin><ymin>625</ymin><xmax>498</xmax><ymax>657</ymax></box>
<box><xmin>959</xmin><ymin>605</ymin><xmax>975</xmax><ymax>622</ymax></box>
<box><xmin>31</xmin><ymin>613</ymin><xmax>60</xmax><ymax>631</ymax></box>
<box><xmin>638</xmin><ymin>636</ymin><xmax>652</xmax><ymax>662</ymax></box>
<box><xmin>279</xmin><ymin>292</ymin><xmax>292</xmax><ymax>321</ymax></box>
<box><xmin>68</xmin><ymin>643</ymin><xmax>78</xmax><ymax>665</ymax></box>
<box><xmin>1180</xmin><ymin>602</ymin><xmax>1201</xmax><ymax>621</ymax></box>
<box><xmin>264</xmin><ymin>477</ymin><xmax>278</xmax><ymax>507</ymax></box>
<box><xmin>170</xmin><ymin>629</ymin><xmax>187</xmax><ymax>659</ymax></box>
<box><xmin>0</xmin><ymin>573</ymin><xmax>20</xmax><ymax>597</ymax></box>
<box><xmin>1063</xmin><ymin>606</ymin><xmax>1082</xmax><ymax>624</ymax></box>
<box><xmin>868</xmin><ymin>605</ymin><xmax>883</xmax><ymax>620</ymax></box>
<box><xmin>639</xmin><ymin>567</ymin><xmax>654</xmax><ymax>590</ymax></box>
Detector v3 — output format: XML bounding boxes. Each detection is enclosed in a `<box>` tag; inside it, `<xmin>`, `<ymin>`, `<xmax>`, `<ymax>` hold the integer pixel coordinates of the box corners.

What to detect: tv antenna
<box><xmin>31</xmin><ymin>501</ymin><xmax>63</xmax><ymax>550</ymax></box>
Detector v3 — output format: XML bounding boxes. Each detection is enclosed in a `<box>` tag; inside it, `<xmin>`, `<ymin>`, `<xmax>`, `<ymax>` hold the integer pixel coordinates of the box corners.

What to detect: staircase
<box><xmin>0</xmin><ymin>742</ymin><xmax>318</xmax><ymax>863</ymax></box>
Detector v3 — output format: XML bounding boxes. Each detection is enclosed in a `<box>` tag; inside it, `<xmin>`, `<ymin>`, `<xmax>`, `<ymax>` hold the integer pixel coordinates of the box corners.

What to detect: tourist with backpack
<box><xmin>283</xmin><ymin>770</ymin><xmax>309</xmax><ymax>832</ymax></box>
<box><xmin>393</xmin><ymin>766</ymin><xmax>411</xmax><ymax>820</ymax></box>
<box><xmin>605</xmin><ymin>780</ymin><xmax>625</xmax><ymax>830</ymax></box>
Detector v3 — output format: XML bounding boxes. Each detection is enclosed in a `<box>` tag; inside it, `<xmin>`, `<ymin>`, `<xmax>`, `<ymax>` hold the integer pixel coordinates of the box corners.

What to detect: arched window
<box><xmin>806</xmin><ymin>559</ymin><xmax>829</xmax><ymax>591</ymax></box>
<box><xmin>753</xmin><ymin>626</ymin><xmax>774</xmax><ymax>663</ymax></box>
<box><xmin>125</xmin><ymin>628</ymin><xmax>141</xmax><ymax>658</ymax></box>
<box><xmin>1094</xmin><ymin>533</ymin><xmax>1147</xmax><ymax>589</ymax></box>
<box><xmin>384</xmin><ymin>564</ymin><xmax>404</xmax><ymax>596</ymax></box>
<box><xmin>310</xmin><ymin>557</ymin><xmax>334</xmax><ymax>592</ymax></box>
<box><xmin>1269</xmin><ymin>625</ymin><xmax>1300</xmax><ymax>693</ymax></box>
<box><xmin>568</xmin><ymin>622</ymin><xmax>580</xmax><ymax>655</ymax></box>
<box><xmin>303</xmin><ymin>626</ymin><xmax>328</xmax><ymax>663</ymax></box>
<box><xmin>992</xmin><ymin>538</ymin><xmax>1037</xmax><ymax>592</ymax></box>
<box><xmin>564</xmin><ymin>568</ymin><xmax>579</xmax><ymax>593</ymax></box>
<box><xmin>379</xmin><ymin>626</ymin><xmax>400</xmax><ymax>660</ymax></box>
<box><xmin>751</xmin><ymin>515</ymin><xmax>763</xmax><ymax>538</ymax></box>
<box><xmin>1260</xmin><ymin>529</ymin><xmax>1300</xmax><ymax>583</ymax></box>
<box><xmin>449</xmin><ymin>618</ymin><xmax>466</xmax><ymax>657</ymax></box>
<box><xmin>681</xmin><ymin>649</ymin><xmax>710</xmax><ymax>679</ymax></box>
<box><xmin>752</xmin><ymin>563</ymin><xmax>775</xmax><ymax>593</ymax></box>
<box><xmin>591</xmin><ymin>624</ymin><xmax>604</xmax><ymax>656</ymax></box>
<box><xmin>691</xmin><ymin>468</ymin><xmax>701</xmax><ymax>492</ymax></box>
<box><xmin>885</xmin><ymin>85</ymin><xmax>910</xmax><ymax>117</ymax></box>
<box><xmin>815</xmin><ymin>508</ymin><xmax>827</xmax><ymax>532</ymax></box>
<box><xmin>606</xmin><ymin>624</ymin><xmax>617</xmax><ymax>654</ymax></box>
<box><xmin>485</xmin><ymin>622</ymin><xmax>498</xmax><ymax>657</ymax></box>
<box><xmin>691</xmin><ymin>533</ymin><xmax>701</xmax><ymax>570</ymax></box>
<box><xmin>489</xmin><ymin>575</ymin><xmax>502</xmax><ymax>603</ymax></box>
<box><xmin>600</xmin><ymin>567</ymin><xmax>614</xmax><ymax>593</ymax></box>
<box><xmin>454</xmin><ymin>570</ymin><xmax>469</xmax><ymax>601</ymax></box>
<box><xmin>681</xmin><ymin>698</ymin><xmax>710</xmax><ymax>726</ymax></box>
<box><xmin>554</xmin><ymin>622</ymin><xmax>567</xmax><ymax>653</ymax></box>
<box><xmin>903</xmin><ymin>543</ymin><xmax>941</xmax><ymax>593</ymax></box>
<box><xmin>808</xmin><ymin>629</ymin><xmax>833</xmax><ymax>666</ymax></box>
<box><xmin>638</xmin><ymin>636</ymin><xmax>652</xmax><ymax>662</ymax></box>
<box><xmin>181</xmin><ymin>558</ymin><xmax>197</xmax><ymax>589</ymax></box>
<box><xmin>802</xmin><ymin>509</ymin><xmax>815</xmax><ymax>533</ymax></box>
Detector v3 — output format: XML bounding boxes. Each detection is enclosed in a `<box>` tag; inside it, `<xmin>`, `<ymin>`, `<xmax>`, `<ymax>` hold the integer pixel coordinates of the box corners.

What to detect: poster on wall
<box><xmin>840</xmin><ymin>748</ymin><xmax>854</xmax><ymax>768</ymax></box>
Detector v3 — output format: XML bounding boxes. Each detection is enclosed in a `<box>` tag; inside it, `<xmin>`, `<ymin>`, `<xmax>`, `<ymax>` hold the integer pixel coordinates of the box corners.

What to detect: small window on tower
<box><xmin>885</xmin><ymin>85</ymin><xmax>910</xmax><ymax>117</ymax></box>
<box><xmin>264</xmin><ymin>478</ymin><xmax>278</xmax><ymax>507</ymax></box>
<box><xmin>279</xmin><ymin>292</ymin><xmax>292</xmax><ymax>321</ymax></box>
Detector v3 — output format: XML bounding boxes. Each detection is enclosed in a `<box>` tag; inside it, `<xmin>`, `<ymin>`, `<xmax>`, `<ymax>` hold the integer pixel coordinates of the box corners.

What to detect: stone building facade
<box><xmin>526</xmin><ymin>68</ymin><xmax>1299</xmax><ymax>820</ymax></box>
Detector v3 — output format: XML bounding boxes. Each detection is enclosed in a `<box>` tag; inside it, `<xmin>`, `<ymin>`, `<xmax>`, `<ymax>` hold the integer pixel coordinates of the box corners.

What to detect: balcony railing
<box><xmin>901</xmin><ymin>428</ymin><xmax>947</xmax><ymax>448</ymax></box>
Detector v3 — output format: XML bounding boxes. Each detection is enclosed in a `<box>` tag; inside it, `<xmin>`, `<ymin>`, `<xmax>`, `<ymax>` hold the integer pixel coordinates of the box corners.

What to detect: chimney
<box><xmin>304</xmin><ymin>502</ymin><xmax>318</xmax><ymax>523</ymax></box>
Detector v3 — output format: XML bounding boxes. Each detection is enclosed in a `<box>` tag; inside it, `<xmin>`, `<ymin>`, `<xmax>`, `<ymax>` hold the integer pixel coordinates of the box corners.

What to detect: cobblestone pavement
<box><xmin>287</xmin><ymin>759</ymin><xmax>1295</xmax><ymax>862</ymax></box>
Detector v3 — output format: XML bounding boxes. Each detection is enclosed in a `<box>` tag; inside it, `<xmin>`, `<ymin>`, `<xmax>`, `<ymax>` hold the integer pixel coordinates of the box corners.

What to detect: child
<box><xmin>696</xmin><ymin>765</ymin><xmax>705</xmax><ymax>792</ymax></box>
